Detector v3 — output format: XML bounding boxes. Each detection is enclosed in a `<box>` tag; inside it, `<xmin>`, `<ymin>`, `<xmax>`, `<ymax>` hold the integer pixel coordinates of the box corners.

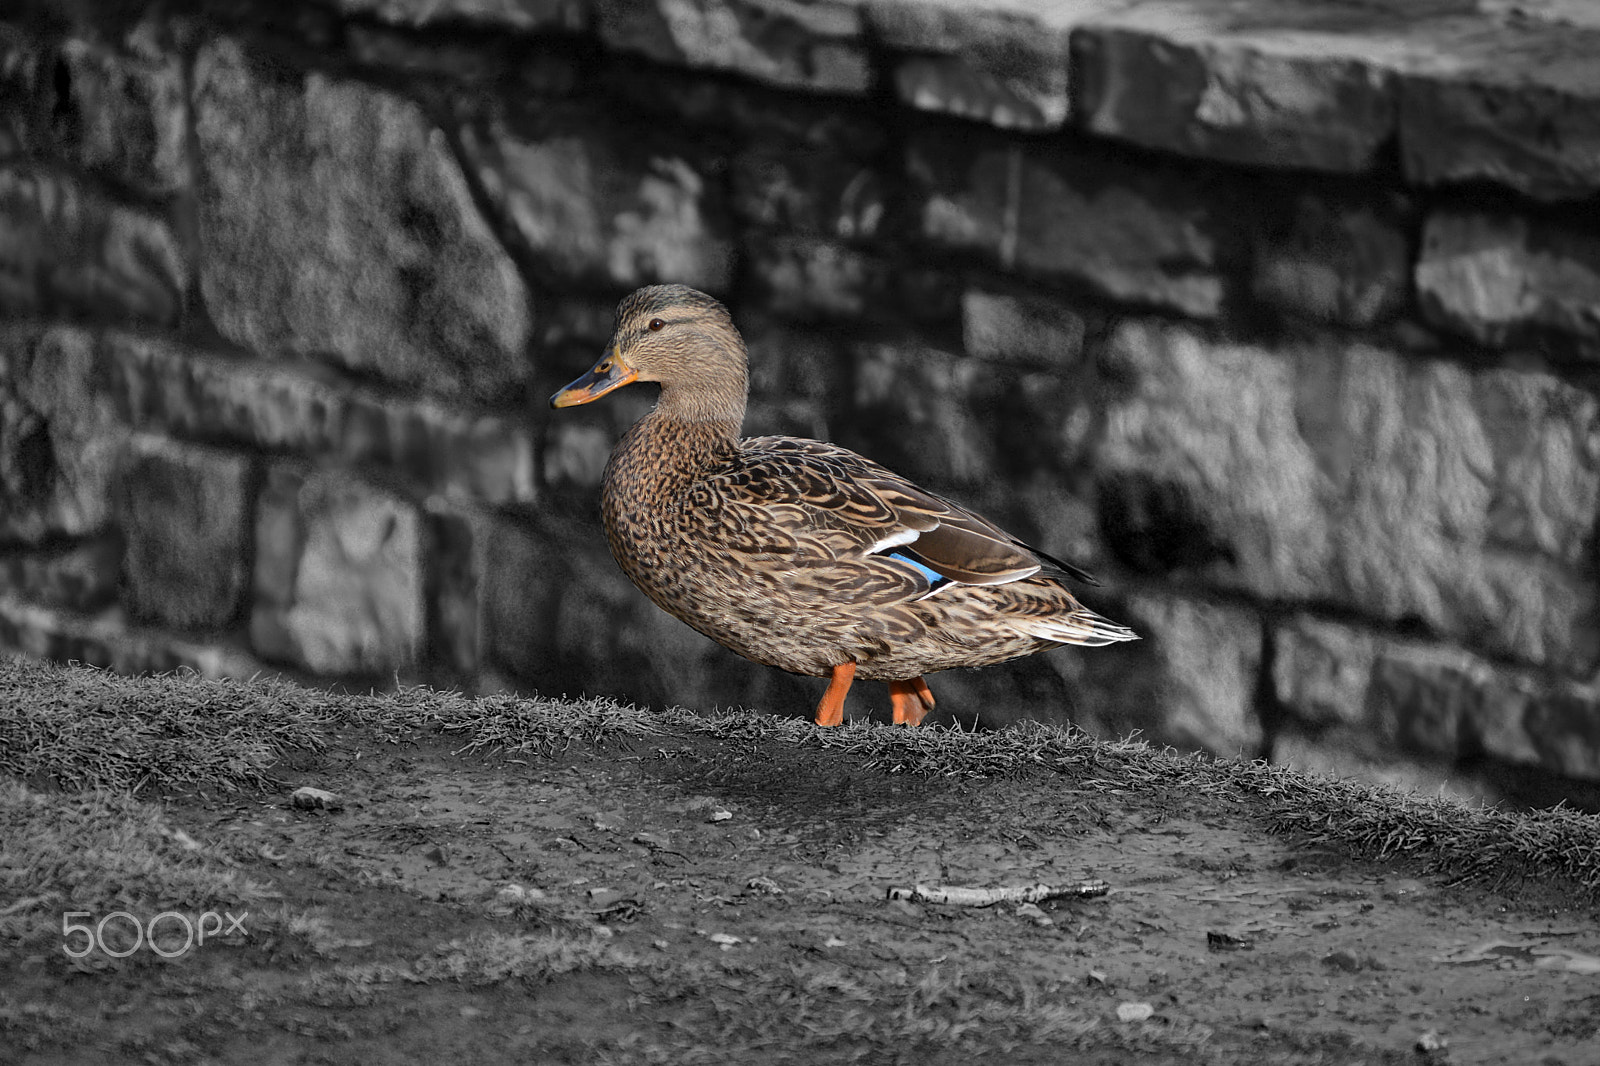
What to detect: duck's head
<box><xmin>550</xmin><ymin>285</ymin><xmax>749</xmax><ymax>427</ymax></box>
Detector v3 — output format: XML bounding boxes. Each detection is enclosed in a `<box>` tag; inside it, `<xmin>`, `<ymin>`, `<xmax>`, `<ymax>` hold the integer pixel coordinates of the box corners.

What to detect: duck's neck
<box><xmin>604</xmin><ymin>384</ymin><xmax>745</xmax><ymax>502</ymax></box>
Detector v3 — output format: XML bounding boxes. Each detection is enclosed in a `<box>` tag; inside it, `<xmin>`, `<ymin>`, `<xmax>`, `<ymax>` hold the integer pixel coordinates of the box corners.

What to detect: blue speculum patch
<box><xmin>887</xmin><ymin>551</ymin><xmax>949</xmax><ymax>589</ymax></box>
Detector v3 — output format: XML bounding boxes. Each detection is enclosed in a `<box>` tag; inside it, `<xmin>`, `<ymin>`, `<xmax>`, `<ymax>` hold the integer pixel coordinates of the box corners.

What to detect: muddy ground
<box><xmin>6</xmin><ymin>716</ymin><xmax>1599</xmax><ymax>1065</ymax></box>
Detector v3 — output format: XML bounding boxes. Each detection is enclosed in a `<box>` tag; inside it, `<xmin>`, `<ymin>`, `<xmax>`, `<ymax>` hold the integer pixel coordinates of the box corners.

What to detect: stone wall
<box><xmin>3</xmin><ymin>0</ymin><xmax>1599</xmax><ymax>806</ymax></box>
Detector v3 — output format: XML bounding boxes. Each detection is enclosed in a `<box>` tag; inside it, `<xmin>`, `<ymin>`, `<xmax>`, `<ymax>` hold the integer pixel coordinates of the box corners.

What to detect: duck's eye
<box><xmin>648</xmin><ymin>318</ymin><xmax>666</xmax><ymax>332</ymax></box>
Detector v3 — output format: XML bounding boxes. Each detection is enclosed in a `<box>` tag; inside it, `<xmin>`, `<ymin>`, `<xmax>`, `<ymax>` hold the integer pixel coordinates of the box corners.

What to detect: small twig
<box><xmin>885</xmin><ymin>880</ymin><xmax>1110</xmax><ymax>907</ymax></box>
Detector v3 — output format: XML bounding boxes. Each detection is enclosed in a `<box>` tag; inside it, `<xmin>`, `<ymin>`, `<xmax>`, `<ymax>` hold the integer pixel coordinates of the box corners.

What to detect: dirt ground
<box><xmin>6</xmin><ymin>716</ymin><xmax>1600</xmax><ymax>1065</ymax></box>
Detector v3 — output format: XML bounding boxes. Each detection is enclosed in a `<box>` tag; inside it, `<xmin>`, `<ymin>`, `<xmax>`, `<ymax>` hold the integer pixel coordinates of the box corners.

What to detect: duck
<box><xmin>550</xmin><ymin>284</ymin><xmax>1138</xmax><ymax>727</ymax></box>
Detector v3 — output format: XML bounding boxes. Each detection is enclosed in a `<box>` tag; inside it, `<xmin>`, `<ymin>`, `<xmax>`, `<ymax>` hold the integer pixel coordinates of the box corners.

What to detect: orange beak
<box><xmin>550</xmin><ymin>350</ymin><xmax>639</xmax><ymax>408</ymax></box>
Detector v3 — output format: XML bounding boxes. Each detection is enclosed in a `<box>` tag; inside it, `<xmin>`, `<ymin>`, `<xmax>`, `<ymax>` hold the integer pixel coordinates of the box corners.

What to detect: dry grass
<box><xmin>0</xmin><ymin>655</ymin><xmax>330</xmax><ymax>792</ymax></box>
<box><xmin>4</xmin><ymin>654</ymin><xmax>1598</xmax><ymax>905</ymax></box>
<box><xmin>343</xmin><ymin>684</ymin><xmax>661</xmax><ymax>755</ymax></box>
<box><xmin>0</xmin><ymin>780</ymin><xmax>275</xmax><ymax>947</ymax></box>
<box><xmin>676</xmin><ymin>711</ymin><xmax>1600</xmax><ymax>898</ymax></box>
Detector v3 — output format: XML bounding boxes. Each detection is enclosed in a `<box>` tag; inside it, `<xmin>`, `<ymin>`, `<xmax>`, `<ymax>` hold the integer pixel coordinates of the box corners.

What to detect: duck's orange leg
<box><xmin>888</xmin><ymin>676</ymin><xmax>936</xmax><ymax>726</ymax></box>
<box><xmin>814</xmin><ymin>661</ymin><xmax>857</xmax><ymax>727</ymax></box>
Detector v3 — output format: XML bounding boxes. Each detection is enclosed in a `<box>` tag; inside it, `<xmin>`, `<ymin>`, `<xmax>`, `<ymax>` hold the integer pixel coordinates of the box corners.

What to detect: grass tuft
<box><xmin>663</xmin><ymin>706</ymin><xmax>1600</xmax><ymax>898</ymax></box>
<box><xmin>344</xmin><ymin>686</ymin><xmax>660</xmax><ymax>756</ymax></box>
<box><xmin>410</xmin><ymin>929</ymin><xmax>642</xmax><ymax>986</ymax></box>
<box><xmin>0</xmin><ymin>655</ymin><xmax>330</xmax><ymax>792</ymax></box>
<box><xmin>0</xmin><ymin>780</ymin><xmax>275</xmax><ymax>946</ymax></box>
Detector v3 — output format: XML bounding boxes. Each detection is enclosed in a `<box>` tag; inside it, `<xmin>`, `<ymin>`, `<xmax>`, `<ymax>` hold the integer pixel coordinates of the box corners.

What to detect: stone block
<box><xmin>731</xmin><ymin>144</ymin><xmax>884</xmax><ymax>240</ymax></box>
<box><xmin>0</xmin><ymin>166</ymin><xmax>186</xmax><ymax>325</ymax></box>
<box><xmin>1096</xmin><ymin>320</ymin><xmax>1600</xmax><ymax>672</ymax></box>
<box><xmin>594</xmin><ymin>0</ymin><xmax>869</xmax><ymax>95</ymax></box>
<box><xmin>481</xmin><ymin>512</ymin><xmax>561</xmax><ymax>682</ymax></box>
<box><xmin>1399</xmin><ymin>20</ymin><xmax>1600</xmax><ymax>201</ymax></box>
<box><xmin>53</xmin><ymin>19</ymin><xmax>188</xmax><ymax>198</ymax></box>
<box><xmin>422</xmin><ymin>503</ymin><xmax>483</xmax><ymax>681</ymax></box>
<box><xmin>251</xmin><ymin>465</ymin><xmax>424</xmax><ymax>675</ymax></box>
<box><xmin>851</xmin><ymin>341</ymin><xmax>996</xmax><ymax>491</ymax></box>
<box><xmin>0</xmin><ymin>326</ymin><xmax>123</xmax><ymax>544</ymax></box>
<box><xmin>193</xmin><ymin>37</ymin><xmax>530</xmax><ymax>402</ymax></box>
<box><xmin>327</xmin><ymin>0</ymin><xmax>588</xmax><ymax>31</ymax></box>
<box><xmin>117</xmin><ymin>435</ymin><xmax>252</xmax><ymax>631</ymax></box>
<box><xmin>1415</xmin><ymin>210</ymin><xmax>1600</xmax><ymax>351</ymax></box>
<box><xmin>866</xmin><ymin>0</ymin><xmax>1077</xmax><ymax>130</ymax></box>
<box><xmin>1268</xmin><ymin>729</ymin><xmax>1491</xmax><ymax>807</ymax></box>
<box><xmin>0</xmin><ymin>535</ymin><xmax>120</xmax><ymax>611</ymax></box>
<box><xmin>0</xmin><ymin>23</ymin><xmax>43</xmax><ymax>159</ymax></box>
<box><xmin>1072</xmin><ymin>14</ymin><xmax>1395</xmax><ymax>173</ymax></box>
<box><xmin>0</xmin><ymin>595</ymin><xmax>267</xmax><ymax>680</ymax></box>
<box><xmin>461</xmin><ymin>110</ymin><xmax>733</xmax><ymax>293</ymax></box>
<box><xmin>908</xmin><ymin>127</ymin><xmax>1238</xmax><ymax>318</ymax></box>
<box><xmin>1251</xmin><ymin>188</ymin><xmax>1410</xmax><ymax>328</ymax></box>
<box><xmin>747</xmin><ymin>236</ymin><xmax>888</xmax><ymax>320</ymax></box>
<box><xmin>741</xmin><ymin>315</ymin><xmax>846</xmax><ymax>440</ymax></box>
<box><xmin>1273</xmin><ymin>614</ymin><xmax>1600</xmax><ymax>783</ymax></box>
<box><xmin>541</xmin><ymin>420</ymin><xmax>612</xmax><ymax>489</ymax></box>
<box><xmin>961</xmin><ymin>288</ymin><xmax>1085</xmax><ymax>367</ymax></box>
<box><xmin>98</xmin><ymin>332</ymin><xmax>536</xmax><ymax>508</ymax></box>
<box><xmin>1043</xmin><ymin>590</ymin><xmax>1263</xmax><ymax>757</ymax></box>
<box><xmin>1267</xmin><ymin>614</ymin><xmax>1374</xmax><ymax>730</ymax></box>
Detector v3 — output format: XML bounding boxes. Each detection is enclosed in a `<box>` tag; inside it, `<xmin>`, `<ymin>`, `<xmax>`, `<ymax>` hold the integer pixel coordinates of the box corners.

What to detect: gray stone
<box><xmin>461</xmin><ymin>112</ymin><xmax>733</xmax><ymax>293</ymax></box>
<box><xmin>909</xmin><ymin>128</ymin><xmax>1235</xmax><ymax>318</ymax></box>
<box><xmin>741</xmin><ymin>316</ymin><xmax>845</xmax><ymax>440</ymax></box>
<box><xmin>1273</xmin><ymin>614</ymin><xmax>1600</xmax><ymax>783</ymax></box>
<box><xmin>1096</xmin><ymin>320</ymin><xmax>1600</xmax><ymax>673</ymax></box>
<box><xmin>117</xmin><ymin>435</ymin><xmax>251</xmax><ymax>631</ymax></box>
<box><xmin>1399</xmin><ymin>22</ymin><xmax>1600</xmax><ymax>201</ymax></box>
<box><xmin>0</xmin><ymin>23</ymin><xmax>43</xmax><ymax>159</ymax></box>
<box><xmin>0</xmin><ymin>535</ymin><xmax>120</xmax><ymax>611</ymax></box>
<box><xmin>1133</xmin><ymin>592</ymin><xmax>1263</xmax><ymax>757</ymax></box>
<box><xmin>0</xmin><ymin>326</ymin><xmax>123</xmax><ymax>544</ymax></box>
<box><xmin>0</xmin><ymin>166</ymin><xmax>187</xmax><ymax>325</ymax></box>
<box><xmin>748</xmin><ymin>236</ymin><xmax>887</xmax><ymax>320</ymax></box>
<box><xmin>423</xmin><ymin>503</ymin><xmax>483</xmax><ymax>681</ymax></box>
<box><xmin>327</xmin><ymin>0</ymin><xmax>588</xmax><ymax>30</ymax></box>
<box><xmin>1268</xmin><ymin>615</ymin><xmax>1375</xmax><ymax>730</ymax></box>
<box><xmin>731</xmin><ymin>145</ymin><xmax>884</xmax><ymax>240</ymax></box>
<box><xmin>481</xmin><ymin>513</ymin><xmax>559</xmax><ymax>681</ymax></box>
<box><xmin>1268</xmin><ymin>729</ymin><xmax>1491</xmax><ymax>806</ymax></box>
<box><xmin>0</xmin><ymin>596</ymin><xmax>267</xmax><ymax>680</ymax></box>
<box><xmin>851</xmin><ymin>341</ymin><xmax>995</xmax><ymax>491</ymax></box>
<box><xmin>1415</xmin><ymin>210</ymin><xmax>1600</xmax><ymax>350</ymax></box>
<box><xmin>1252</xmin><ymin>189</ymin><xmax>1410</xmax><ymax>328</ymax></box>
<box><xmin>251</xmin><ymin>465</ymin><xmax>424</xmax><ymax>675</ymax></box>
<box><xmin>97</xmin><ymin>333</ymin><xmax>536</xmax><ymax>507</ymax></box>
<box><xmin>962</xmin><ymin>288</ymin><xmax>1085</xmax><ymax>367</ymax></box>
<box><xmin>1073</xmin><ymin>16</ymin><xmax>1395</xmax><ymax>173</ymax></box>
<box><xmin>866</xmin><ymin>0</ymin><xmax>1075</xmax><ymax>130</ymax></box>
<box><xmin>1043</xmin><ymin>590</ymin><xmax>1263</xmax><ymax>758</ymax></box>
<box><xmin>192</xmin><ymin>37</ymin><xmax>531</xmax><ymax>402</ymax></box>
<box><xmin>594</xmin><ymin>0</ymin><xmax>869</xmax><ymax>95</ymax></box>
<box><xmin>54</xmin><ymin>20</ymin><xmax>189</xmax><ymax>198</ymax></box>
<box><xmin>541</xmin><ymin>421</ymin><xmax>613</xmax><ymax>489</ymax></box>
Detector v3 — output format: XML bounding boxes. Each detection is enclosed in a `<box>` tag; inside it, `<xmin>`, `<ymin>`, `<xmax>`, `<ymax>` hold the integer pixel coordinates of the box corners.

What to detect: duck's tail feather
<box><xmin>1010</xmin><ymin>608</ymin><xmax>1140</xmax><ymax>648</ymax></box>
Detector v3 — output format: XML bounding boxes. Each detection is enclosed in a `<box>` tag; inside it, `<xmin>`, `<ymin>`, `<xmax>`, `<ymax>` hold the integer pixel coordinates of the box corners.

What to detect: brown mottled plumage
<box><xmin>551</xmin><ymin>284</ymin><xmax>1137</xmax><ymax>726</ymax></box>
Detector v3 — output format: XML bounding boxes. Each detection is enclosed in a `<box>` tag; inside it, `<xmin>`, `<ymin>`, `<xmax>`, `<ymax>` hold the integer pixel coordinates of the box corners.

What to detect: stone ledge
<box><xmin>590</xmin><ymin>0</ymin><xmax>1600</xmax><ymax>199</ymax></box>
<box><xmin>19</xmin><ymin>0</ymin><xmax>1600</xmax><ymax>198</ymax></box>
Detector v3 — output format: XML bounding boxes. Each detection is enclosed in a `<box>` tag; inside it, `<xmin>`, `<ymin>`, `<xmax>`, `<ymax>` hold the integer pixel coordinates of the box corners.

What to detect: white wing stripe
<box><xmin>865</xmin><ymin>528</ymin><xmax>921</xmax><ymax>555</ymax></box>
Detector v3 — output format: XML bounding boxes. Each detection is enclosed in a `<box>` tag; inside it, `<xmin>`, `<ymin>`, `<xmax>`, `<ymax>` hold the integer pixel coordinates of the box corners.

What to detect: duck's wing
<box><xmin>712</xmin><ymin>436</ymin><xmax>1099</xmax><ymax>590</ymax></box>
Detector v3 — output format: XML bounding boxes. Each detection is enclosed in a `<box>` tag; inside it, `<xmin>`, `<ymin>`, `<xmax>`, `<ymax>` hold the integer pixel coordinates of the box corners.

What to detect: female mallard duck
<box><xmin>551</xmin><ymin>284</ymin><xmax>1137</xmax><ymax>727</ymax></box>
